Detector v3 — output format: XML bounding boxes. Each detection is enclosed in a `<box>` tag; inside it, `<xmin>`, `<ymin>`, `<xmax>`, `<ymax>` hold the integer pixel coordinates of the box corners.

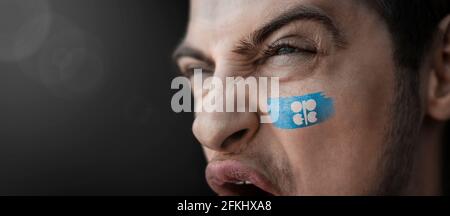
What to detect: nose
<box><xmin>192</xmin><ymin>71</ymin><xmax>260</xmax><ymax>153</ymax></box>
<box><xmin>192</xmin><ymin>110</ymin><xmax>259</xmax><ymax>153</ymax></box>
<box><xmin>190</xmin><ymin>62</ymin><xmax>261</xmax><ymax>153</ymax></box>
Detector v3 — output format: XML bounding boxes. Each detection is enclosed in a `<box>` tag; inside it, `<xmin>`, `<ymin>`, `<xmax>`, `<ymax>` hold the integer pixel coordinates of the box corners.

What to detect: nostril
<box><xmin>222</xmin><ymin>129</ymin><xmax>248</xmax><ymax>150</ymax></box>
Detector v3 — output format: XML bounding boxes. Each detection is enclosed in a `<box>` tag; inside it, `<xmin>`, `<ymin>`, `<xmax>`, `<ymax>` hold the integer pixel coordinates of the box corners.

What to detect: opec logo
<box><xmin>268</xmin><ymin>92</ymin><xmax>334</xmax><ymax>129</ymax></box>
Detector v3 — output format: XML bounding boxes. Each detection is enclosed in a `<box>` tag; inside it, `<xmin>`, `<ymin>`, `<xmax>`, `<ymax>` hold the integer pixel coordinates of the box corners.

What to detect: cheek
<box><xmin>265</xmin><ymin>55</ymin><xmax>396</xmax><ymax>194</ymax></box>
<box><xmin>267</xmin><ymin>89</ymin><xmax>394</xmax><ymax>194</ymax></box>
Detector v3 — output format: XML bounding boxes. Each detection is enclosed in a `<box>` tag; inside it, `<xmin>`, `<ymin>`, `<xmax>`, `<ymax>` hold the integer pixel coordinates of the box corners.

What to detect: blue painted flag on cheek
<box><xmin>268</xmin><ymin>92</ymin><xmax>335</xmax><ymax>129</ymax></box>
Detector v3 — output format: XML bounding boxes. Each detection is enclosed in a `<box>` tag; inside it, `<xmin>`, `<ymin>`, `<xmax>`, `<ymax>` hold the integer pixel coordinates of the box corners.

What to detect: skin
<box><xmin>174</xmin><ymin>0</ymin><xmax>450</xmax><ymax>195</ymax></box>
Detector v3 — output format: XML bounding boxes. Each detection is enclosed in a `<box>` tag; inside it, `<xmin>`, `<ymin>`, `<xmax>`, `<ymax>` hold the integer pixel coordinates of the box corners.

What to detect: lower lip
<box><xmin>205</xmin><ymin>160</ymin><xmax>278</xmax><ymax>195</ymax></box>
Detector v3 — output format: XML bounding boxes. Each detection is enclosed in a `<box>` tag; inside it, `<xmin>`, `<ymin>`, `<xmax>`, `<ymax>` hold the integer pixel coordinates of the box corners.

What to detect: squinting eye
<box><xmin>275</xmin><ymin>46</ymin><xmax>300</xmax><ymax>56</ymax></box>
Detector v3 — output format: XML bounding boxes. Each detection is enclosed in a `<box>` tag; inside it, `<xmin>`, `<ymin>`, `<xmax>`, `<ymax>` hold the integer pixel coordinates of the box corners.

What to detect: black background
<box><xmin>0</xmin><ymin>0</ymin><xmax>212</xmax><ymax>195</ymax></box>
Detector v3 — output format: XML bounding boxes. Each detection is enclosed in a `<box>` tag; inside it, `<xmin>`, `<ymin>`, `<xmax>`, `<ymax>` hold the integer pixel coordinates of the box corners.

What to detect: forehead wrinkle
<box><xmin>186</xmin><ymin>0</ymin><xmax>354</xmax><ymax>67</ymax></box>
<box><xmin>187</xmin><ymin>1</ymin><xmax>297</xmax><ymax>55</ymax></box>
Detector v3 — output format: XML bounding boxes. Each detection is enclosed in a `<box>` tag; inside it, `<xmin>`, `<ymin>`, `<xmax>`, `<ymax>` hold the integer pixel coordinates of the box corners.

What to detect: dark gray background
<box><xmin>0</xmin><ymin>0</ymin><xmax>212</xmax><ymax>195</ymax></box>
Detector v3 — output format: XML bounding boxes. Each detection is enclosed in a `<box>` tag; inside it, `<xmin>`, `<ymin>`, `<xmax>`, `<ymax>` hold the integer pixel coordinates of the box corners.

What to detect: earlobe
<box><xmin>428</xmin><ymin>15</ymin><xmax>450</xmax><ymax>121</ymax></box>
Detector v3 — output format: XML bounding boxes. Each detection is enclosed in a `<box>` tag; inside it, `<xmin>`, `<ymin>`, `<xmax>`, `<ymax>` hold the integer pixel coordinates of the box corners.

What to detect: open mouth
<box><xmin>205</xmin><ymin>160</ymin><xmax>279</xmax><ymax>196</ymax></box>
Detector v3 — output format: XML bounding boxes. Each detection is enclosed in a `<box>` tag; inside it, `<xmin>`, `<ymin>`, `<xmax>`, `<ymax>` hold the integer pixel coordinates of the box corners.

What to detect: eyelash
<box><xmin>258</xmin><ymin>41</ymin><xmax>317</xmax><ymax>64</ymax></box>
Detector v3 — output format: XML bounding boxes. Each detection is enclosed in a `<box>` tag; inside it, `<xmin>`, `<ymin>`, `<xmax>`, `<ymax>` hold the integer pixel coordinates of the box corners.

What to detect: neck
<box><xmin>404</xmin><ymin>121</ymin><xmax>443</xmax><ymax>195</ymax></box>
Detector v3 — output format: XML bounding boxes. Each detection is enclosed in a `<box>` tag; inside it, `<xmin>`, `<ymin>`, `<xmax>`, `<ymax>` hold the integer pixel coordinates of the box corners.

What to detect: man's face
<box><xmin>175</xmin><ymin>0</ymin><xmax>402</xmax><ymax>195</ymax></box>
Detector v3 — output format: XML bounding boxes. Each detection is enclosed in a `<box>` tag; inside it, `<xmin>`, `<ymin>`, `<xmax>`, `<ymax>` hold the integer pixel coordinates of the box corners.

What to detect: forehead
<box><xmin>189</xmin><ymin>0</ymin><xmax>367</xmax><ymax>21</ymax></box>
<box><xmin>190</xmin><ymin>0</ymin><xmax>284</xmax><ymax>23</ymax></box>
<box><xmin>186</xmin><ymin>0</ymin><xmax>372</xmax><ymax>52</ymax></box>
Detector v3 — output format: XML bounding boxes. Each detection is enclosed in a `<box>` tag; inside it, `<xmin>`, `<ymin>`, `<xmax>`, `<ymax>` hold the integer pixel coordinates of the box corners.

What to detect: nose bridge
<box><xmin>201</xmin><ymin>59</ymin><xmax>241</xmax><ymax>112</ymax></box>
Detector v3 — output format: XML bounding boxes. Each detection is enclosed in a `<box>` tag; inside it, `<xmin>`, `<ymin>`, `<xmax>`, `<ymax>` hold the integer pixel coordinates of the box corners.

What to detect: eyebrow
<box><xmin>172</xmin><ymin>4</ymin><xmax>346</xmax><ymax>64</ymax></box>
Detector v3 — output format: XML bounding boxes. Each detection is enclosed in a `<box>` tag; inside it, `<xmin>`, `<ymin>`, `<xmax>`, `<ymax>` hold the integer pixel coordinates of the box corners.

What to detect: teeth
<box><xmin>233</xmin><ymin>181</ymin><xmax>252</xmax><ymax>185</ymax></box>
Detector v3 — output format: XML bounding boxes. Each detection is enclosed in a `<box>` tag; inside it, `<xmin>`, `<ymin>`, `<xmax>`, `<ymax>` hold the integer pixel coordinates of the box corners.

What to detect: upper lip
<box><xmin>205</xmin><ymin>159</ymin><xmax>279</xmax><ymax>196</ymax></box>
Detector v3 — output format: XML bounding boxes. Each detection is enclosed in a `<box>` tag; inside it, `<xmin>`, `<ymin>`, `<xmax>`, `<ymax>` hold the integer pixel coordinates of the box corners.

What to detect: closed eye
<box><xmin>268</xmin><ymin>44</ymin><xmax>317</xmax><ymax>56</ymax></box>
<box><xmin>274</xmin><ymin>45</ymin><xmax>301</xmax><ymax>55</ymax></box>
<box><xmin>256</xmin><ymin>42</ymin><xmax>317</xmax><ymax>66</ymax></box>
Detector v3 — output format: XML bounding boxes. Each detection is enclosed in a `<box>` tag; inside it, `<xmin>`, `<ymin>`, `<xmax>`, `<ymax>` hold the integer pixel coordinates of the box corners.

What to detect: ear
<box><xmin>428</xmin><ymin>15</ymin><xmax>450</xmax><ymax>121</ymax></box>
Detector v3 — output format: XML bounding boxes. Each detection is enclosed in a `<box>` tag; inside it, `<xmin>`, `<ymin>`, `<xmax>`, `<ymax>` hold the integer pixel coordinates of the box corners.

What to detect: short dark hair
<box><xmin>366</xmin><ymin>0</ymin><xmax>450</xmax><ymax>70</ymax></box>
